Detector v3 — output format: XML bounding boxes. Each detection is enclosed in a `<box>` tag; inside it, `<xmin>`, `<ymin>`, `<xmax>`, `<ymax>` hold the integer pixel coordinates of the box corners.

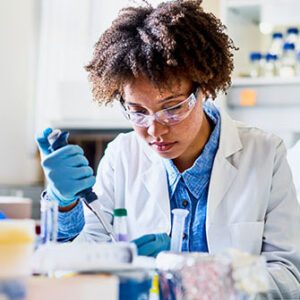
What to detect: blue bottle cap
<box><xmin>265</xmin><ymin>53</ymin><xmax>277</xmax><ymax>61</ymax></box>
<box><xmin>287</xmin><ymin>27</ymin><xmax>299</xmax><ymax>35</ymax></box>
<box><xmin>283</xmin><ymin>43</ymin><xmax>295</xmax><ymax>50</ymax></box>
<box><xmin>272</xmin><ymin>32</ymin><xmax>283</xmax><ymax>39</ymax></box>
<box><xmin>249</xmin><ymin>52</ymin><xmax>262</xmax><ymax>61</ymax></box>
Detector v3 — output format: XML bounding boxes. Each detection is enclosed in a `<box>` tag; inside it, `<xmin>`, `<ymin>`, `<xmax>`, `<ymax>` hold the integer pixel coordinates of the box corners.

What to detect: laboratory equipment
<box><xmin>0</xmin><ymin>219</ymin><xmax>35</xmax><ymax>277</ymax></box>
<box><xmin>249</xmin><ymin>52</ymin><xmax>262</xmax><ymax>77</ymax></box>
<box><xmin>280</xmin><ymin>43</ymin><xmax>296</xmax><ymax>77</ymax></box>
<box><xmin>263</xmin><ymin>53</ymin><xmax>278</xmax><ymax>77</ymax></box>
<box><xmin>296</xmin><ymin>51</ymin><xmax>300</xmax><ymax>76</ymax></box>
<box><xmin>40</xmin><ymin>196</ymin><xmax>58</xmax><ymax>244</ymax></box>
<box><xmin>156</xmin><ymin>250</ymin><xmax>268</xmax><ymax>300</ymax></box>
<box><xmin>286</xmin><ymin>27</ymin><xmax>299</xmax><ymax>45</ymax></box>
<box><xmin>170</xmin><ymin>209</ymin><xmax>188</xmax><ymax>253</ymax></box>
<box><xmin>269</xmin><ymin>32</ymin><xmax>283</xmax><ymax>57</ymax></box>
<box><xmin>46</xmin><ymin>129</ymin><xmax>116</xmax><ymax>242</ymax></box>
<box><xmin>113</xmin><ymin>208</ymin><xmax>128</xmax><ymax>242</ymax></box>
<box><xmin>32</xmin><ymin>242</ymin><xmax>137</xmax><ymax>274</ymax></box>
<box><xmin>0</xmin><ymin>220</ymin><xmax>35</xmax><ymax>300</ymax></box>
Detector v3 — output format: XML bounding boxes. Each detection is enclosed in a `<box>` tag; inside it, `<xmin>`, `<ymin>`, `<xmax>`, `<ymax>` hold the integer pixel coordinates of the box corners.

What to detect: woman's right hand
<box><xmin>36</xmin><ymin>128</ymin><xmax>96</xmax><ymax>207</ymax></box>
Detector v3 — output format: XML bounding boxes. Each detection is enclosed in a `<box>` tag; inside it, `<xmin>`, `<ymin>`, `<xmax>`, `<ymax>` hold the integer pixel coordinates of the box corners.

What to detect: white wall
<box><xmin>202</xmin><ymin>0</ymin><xmax>220</xmax><ymax>18</ymax></box>
<box><xmin>0</xmin><ymin>0</ymin><xmax>39</xmax><ymax>184</ymax></box>
<box><xmin>0</xmin><ymin>0</ymin><xmax>221</xmax><ymax>185</ymax></box>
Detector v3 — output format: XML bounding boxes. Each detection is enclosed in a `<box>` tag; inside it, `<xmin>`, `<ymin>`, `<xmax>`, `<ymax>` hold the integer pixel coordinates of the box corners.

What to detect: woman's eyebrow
<box><xmin>159</xmin><ymin>93</ymin><xmax>185</xmax><ymax>103</ymax></box>
<box><xmin>126</xmin><ymin>93</ymin><xmax>185</xmax><ymax>106</ymax></box>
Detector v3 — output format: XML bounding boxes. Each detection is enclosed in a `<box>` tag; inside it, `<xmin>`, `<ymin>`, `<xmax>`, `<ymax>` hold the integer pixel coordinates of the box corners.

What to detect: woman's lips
<box><xmin>150</xmin><ymin>141</ymin><xmax>177</xmax><ymax>152</ymax></box>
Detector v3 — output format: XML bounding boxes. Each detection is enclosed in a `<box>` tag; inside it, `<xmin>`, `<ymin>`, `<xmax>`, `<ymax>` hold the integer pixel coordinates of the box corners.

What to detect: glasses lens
<box><xmin>130</xmin><ymin>113</ymin><xmax>151</xmax><ymax>127</ymax></box>
<box><xmin>157</xmin><ymin>94</ymin><xmax>197</xmax><ymax>125</ymax></box>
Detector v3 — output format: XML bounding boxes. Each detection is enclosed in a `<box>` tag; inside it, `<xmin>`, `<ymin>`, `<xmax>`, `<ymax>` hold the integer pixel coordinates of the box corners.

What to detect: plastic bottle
<box><xmin>113</xmin><ymin>208</ymin><xmax>128</xmax><ymax>242</ymax></box>
<box><xmin>264</xmin><ymin>53</ymin><xmax>278</xmax><ymax>77</ymax></box>
<box><xmin>286</xmin><ymin>27</ymin><xmax>300</xmax><ymax>53</ymax></box>
<box><xmin>286</xmin><ymin>27</ymin><xmax>299</xmax><ymax>44</ymax></box>
<box><xmin>269</xmin><ymin>32</ymin><xmax>283</xmax><ymax>58</ymax></box>
<box><xmin>249</xmin><ymin>52</ymin><xmax>262</xmax><ymax>78</ymax></box>
<box><xmin>296</xmin><ymin>51</ymin><xmax>300</xmax><ymax>76</ymax></box>
<box><xmin>280</xmin><ymin>43</ymin><xmax>296</xmax><ymax>77</ymax></box>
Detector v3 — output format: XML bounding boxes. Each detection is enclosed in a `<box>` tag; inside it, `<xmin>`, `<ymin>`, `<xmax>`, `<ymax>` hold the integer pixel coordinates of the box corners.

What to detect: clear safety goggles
<box><xmin>120</xmin><ymin>87</ymin><xmax>200</xmax><ymax>127</ymax></box>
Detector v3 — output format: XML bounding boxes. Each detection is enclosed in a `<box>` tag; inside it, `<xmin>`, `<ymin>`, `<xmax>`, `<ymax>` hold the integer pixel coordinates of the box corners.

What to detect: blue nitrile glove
<box><xmin>0</xmin><ymin>211</ymin><xmax>6</xmax><ymax>219</ymax></box>
<box><xmin>131</xmin><ymin>233</ymin><xmax>170</xmax><ymax>257</ymax></box>
<box><xmin>36</xmin><ymin>128</ymin><xmax>96</xmax><ymax>207</ymax></box>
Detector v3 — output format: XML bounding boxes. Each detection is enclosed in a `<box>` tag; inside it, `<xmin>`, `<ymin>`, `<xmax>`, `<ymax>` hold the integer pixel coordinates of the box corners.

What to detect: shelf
<box><xmin>232</xmin><ymin>77</ymin><xmax>300</xmax><ymax>87</ymax></box>
<box><xmin>227</xmin><ymin>77</ymin><xmax>300</xmax><ymax>107</ymax></box>
<box><xmin>225</xmin><ymin>0</ymin><xmax>300</xmax><ymax>26</ymax></box>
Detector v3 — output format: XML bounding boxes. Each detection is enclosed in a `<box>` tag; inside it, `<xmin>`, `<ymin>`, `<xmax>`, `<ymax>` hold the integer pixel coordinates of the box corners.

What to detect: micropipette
<box><xmin>170</xmin><ymin>208</ymin><xmax>189</xmax><ymax>252</ymax></box>
<box><xmin>47</xmin><ymin>129</ymin><xmax>116</xmax><ymax>243</ymax></box>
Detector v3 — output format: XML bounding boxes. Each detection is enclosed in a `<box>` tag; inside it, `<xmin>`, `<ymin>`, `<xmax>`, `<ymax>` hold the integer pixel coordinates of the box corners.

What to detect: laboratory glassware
<box><xmin>170</xmin><ymin>208</ymin><xmax>189</xmax><ymax>252</ymax></box>
<box><xmin>113</xmin><ymin>208</ymin><xmax>128</xmax><ymax>242</ymax></box>
<box><xmin>269</xmin><ymin>32</ymin><xmax>283</xmax><ymax>58</ymax></box>
<box><xmin>249</xmin><ymin>52</ymin><xmax>262</xmax><ymax>78</ymax></box>
<box><xmin>263</xmin><ymin>53</ymin><xmax>278</xmax><ymax>77</ymax></box>
<box><xmin>280</xmin><ymin>43</ymin><xmax>296</xmax><ymax>77</ymax></box>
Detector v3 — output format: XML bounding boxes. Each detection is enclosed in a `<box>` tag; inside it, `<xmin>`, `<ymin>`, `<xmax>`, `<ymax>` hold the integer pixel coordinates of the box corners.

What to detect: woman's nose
<box><xmin>147</xmin><ymin>120</ymin><xmax>169</xmax><ymax>138</ymax></box>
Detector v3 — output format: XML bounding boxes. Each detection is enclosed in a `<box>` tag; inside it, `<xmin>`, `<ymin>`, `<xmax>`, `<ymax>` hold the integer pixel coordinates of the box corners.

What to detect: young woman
<box><xmin>37</xmin><ymin>1</ymin><xmax>300</xmax><ymax>298</ymax></box>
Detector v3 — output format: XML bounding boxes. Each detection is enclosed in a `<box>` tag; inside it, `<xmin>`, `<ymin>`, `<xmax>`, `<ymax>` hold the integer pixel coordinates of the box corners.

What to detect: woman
<box><xmin>37</xmin><ymin>1</ymin><xmax>300</xmax><ymax>298</ymax></box>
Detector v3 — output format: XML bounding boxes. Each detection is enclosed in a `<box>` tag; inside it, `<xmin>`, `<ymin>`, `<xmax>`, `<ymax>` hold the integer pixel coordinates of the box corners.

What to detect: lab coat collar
<box><xmin>217</xmin><ymin>103</ymin><xmax>243</xmax><ymax>158</ymax></box>
<box><xmin>206</xmin><ymin>105</ymin><xmax>243</xmax><ymax>228</ymax></box>
<box><xmin>137</xmin><ymin>135</ymin><xmax>171</xmax><ymax>228</ymax></box>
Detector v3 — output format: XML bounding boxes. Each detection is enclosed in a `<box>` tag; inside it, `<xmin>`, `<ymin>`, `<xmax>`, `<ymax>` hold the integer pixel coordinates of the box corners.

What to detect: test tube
<box><xmin>40</xmin><ymin>197</ymin><xmax>58</xmax><ymax>244</ymax></box>
<box><xmin>170</xmin><ymin>209</ymin><xmax>189</xmax><ymax>252</ymax></box>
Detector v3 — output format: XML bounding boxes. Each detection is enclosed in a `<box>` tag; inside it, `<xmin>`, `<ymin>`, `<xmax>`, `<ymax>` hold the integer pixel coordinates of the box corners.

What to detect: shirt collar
<box><xmin>163</xmin><ymin>102</ymin><xmax>221</xmax><ymax>199</ymax></box>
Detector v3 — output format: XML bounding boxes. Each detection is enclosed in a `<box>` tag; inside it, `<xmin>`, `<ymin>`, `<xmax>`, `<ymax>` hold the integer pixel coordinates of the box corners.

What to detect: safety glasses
<box><xmin>120</xmin><ymin>87</ymin><xmax>200</xmax><ymax>127</ymax></box>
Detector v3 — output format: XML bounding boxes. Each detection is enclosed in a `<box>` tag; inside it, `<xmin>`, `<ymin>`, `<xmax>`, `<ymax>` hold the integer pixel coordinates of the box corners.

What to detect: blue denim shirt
<box><xmin>163</xmin><ymin>103</ymin><xmax>220</xmax><ymax>252</ymax></box>
<box><xmin>57</xmin><ymin>102</ymin><xmax>220</xmax><ymax>244</ymax></box>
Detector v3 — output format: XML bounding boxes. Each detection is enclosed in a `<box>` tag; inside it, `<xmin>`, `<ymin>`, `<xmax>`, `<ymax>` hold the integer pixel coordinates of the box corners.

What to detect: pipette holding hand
<box><xmin>36</xmin><ymin>128</ymin><xmax>116</xmax><ymax>242</ymax></box>
<box><xmin>36</xmin><ymin>128</ymin><xmax>95</xmax><ymax>207</ymax></box>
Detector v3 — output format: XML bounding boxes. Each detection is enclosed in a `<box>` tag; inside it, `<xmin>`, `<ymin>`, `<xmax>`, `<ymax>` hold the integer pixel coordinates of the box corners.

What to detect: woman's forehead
<box><xmin>122</xmin><ymin>75</ymin><xmax>193</xmax><ymax>102</ymax></box>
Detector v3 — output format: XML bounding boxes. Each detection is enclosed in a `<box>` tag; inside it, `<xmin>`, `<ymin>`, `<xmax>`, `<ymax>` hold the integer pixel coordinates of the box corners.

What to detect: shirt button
<box><xmin>182</xmin><ymin>200</ymin><xmax>189</xmax><ymax>207</ymax></box>
<box><xmin>183</xmin><ymin>233</ymin><xmax>187</xmax><ymax>239</ymax></box>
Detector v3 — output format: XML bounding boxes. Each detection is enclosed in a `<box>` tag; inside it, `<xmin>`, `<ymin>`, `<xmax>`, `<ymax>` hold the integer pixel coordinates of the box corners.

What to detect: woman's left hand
<box><xmin>131</xmin><ymin>233</ymin><xmax>170</xmax><ymax>257</ymax></box>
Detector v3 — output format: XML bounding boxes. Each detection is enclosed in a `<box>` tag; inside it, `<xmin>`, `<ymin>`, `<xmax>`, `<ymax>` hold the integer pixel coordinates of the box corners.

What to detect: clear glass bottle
<box><xmin>264</xmin><ymin>53</ymin><xmax>278</xmax><ymax>77</ymax></box>
<box><xmin>113</xmin><ymin>208</ymin><xmax>128</xmax><ymax>242</ymax></box>
<box><xmin>286</xmin><ymin>27</ymin><xmax>299</xmax><ymax>45</ymax></box>
<box><xmin>296</xmin><ymin>51</ymin><xmax>300</xmax><ymax>76</ymax></box>
<box><xmin>40</xmin><ymin>197</ymin><xmax>58</xmax><ymax>244</ymax></box>
<box><xmin>269</xmin><ymin>32</ymin><xmax>283</xmax><ymax>58</ymax></box>
<box><xmin>249</xmin><ymin>52</ymin><xmax>262</xmax><ymax>78</ymax></box>
<box><xmin>279</xmin><ymin>43</ymin><xmax>296</xmax><ymax>78</ymax></box>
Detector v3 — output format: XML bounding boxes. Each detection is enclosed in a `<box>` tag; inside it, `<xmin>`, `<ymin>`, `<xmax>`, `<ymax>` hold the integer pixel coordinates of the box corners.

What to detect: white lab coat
<box><xmin>288</xmin><ymin>139</ymin><xmax>300</xmax><ymax>201</ymax></box>
<box><xmin>77</xmin><ymin>103</ymin><xmax>300</xmax><ymax>299</ymax></box>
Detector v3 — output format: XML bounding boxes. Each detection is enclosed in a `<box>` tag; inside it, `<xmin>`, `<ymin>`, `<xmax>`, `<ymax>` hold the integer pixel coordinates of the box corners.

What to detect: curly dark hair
<box><xmin>85</xmin><ymin>0</ymin><xmax>237</xmax><ymax>104</ymax></box>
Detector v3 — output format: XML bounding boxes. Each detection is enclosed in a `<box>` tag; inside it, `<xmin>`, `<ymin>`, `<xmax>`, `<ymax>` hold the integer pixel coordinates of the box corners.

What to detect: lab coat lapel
<box><xmin>207</xmin><ymin>108</ymin><xmax>243</xmax><ymax>226</ymax></box>
<box><xmin>139</xmin><ymin>137</ymin><xmax>171</xmax><ymax>227</ymax></box>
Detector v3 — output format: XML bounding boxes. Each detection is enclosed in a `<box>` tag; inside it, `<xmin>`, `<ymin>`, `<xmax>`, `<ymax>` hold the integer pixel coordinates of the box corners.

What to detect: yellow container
<box><xmin>0</xmin><ymin>219</ymin><xmax>35</xmax><ymax>278</ymax></box>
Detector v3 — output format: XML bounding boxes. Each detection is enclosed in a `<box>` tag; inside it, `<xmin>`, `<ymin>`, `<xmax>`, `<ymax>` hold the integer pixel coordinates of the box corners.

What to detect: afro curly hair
<box><xmin>85</xmin><ymin>0</ymin><xmax>237</xmax><ymax>104</ymax></box>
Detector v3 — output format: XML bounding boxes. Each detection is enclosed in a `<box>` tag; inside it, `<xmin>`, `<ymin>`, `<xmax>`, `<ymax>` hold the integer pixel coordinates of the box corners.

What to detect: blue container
<box><xmin>118</xmin><ymin>272</ymin><xmax>153</xmax><ymax>300</ymax></box>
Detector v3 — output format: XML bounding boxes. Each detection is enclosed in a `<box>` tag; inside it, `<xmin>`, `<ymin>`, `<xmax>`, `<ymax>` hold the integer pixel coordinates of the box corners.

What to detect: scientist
<box><xmin>37</xmin><ymin>0</ymin><xmax>300</xmax><ymax>298</ymax></box>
